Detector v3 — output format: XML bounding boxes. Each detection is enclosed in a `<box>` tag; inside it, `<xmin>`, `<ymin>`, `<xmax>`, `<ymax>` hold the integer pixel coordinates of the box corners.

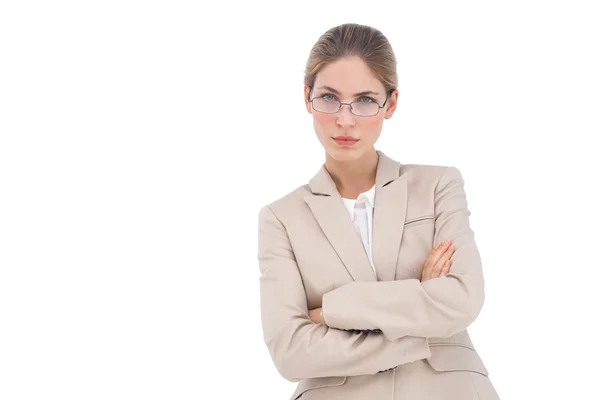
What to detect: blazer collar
<box><xmin>308</xmin><ymin>150</ymin><xmax>399</xmax><ymax>195</ymax></box>
<box><xmin>305</xmin><ymin>150</ymin><xmax>408</xmax><ymax>282</ymax></box>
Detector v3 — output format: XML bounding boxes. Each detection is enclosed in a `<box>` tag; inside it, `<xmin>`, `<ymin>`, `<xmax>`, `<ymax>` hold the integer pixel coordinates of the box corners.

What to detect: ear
<box><xmin>384</xmin><ymin>89</ymin><xmax>399</xmax><ymax>119</ymax></box>
<box><xmin>304</xmin><ymin>85</ymin><xmax>313</xmax><ymax>114</ymax></box>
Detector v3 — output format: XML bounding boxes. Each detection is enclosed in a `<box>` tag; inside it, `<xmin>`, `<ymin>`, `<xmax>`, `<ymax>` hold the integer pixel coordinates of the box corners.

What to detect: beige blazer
<box><xmin>257</xmin><ymin>150</ymin><xmax>500</xmax><ymax>400</ymax></box>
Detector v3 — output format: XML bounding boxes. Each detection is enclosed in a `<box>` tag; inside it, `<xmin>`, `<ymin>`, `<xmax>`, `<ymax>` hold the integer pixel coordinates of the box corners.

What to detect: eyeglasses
<box><xmin>307</xmin><ymin>87</ymin><xmax>391</xmax><ymax>117</ymax></box>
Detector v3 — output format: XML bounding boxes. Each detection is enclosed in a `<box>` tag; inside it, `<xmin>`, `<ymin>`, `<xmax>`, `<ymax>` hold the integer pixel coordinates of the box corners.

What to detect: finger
<box><xmin>434</xmin><ymin>247</ymin><xmax>455</xmax><ymax>277</ymax></box>
<box><xmin>423</xmin><ymin>243</ymin><xmax>440</xmax><ymax>270</ymax></box>
<box><xmin>440</xmin><ymin>245</ymin><xmax>455</xmax><ymax>275</ymax></box>
<box><xmin>421</xmin><ymin>259</ymin><xmax>435</xmax><ymax>281</ymax></box>
<box><xmin>431</xmin><ymin>250</ymin><xmax>451</xmax><ymax>278</ymax></box>
<box><xmin>441</xmin><ymin>260</ymin><xmax>452</xmax><ymax>275</ymax></box>
<box><xmin>436</xmin><ymin>241</ymin><xmax>452</xmax><ymax>258</ymax></box>
<box><xmin>420</xmin><ymin>264</ymin><xmax>429</xmax><ymax>281</ymax></box>
<box><xmin>425</xmin><ymin>240</ymin><xmax>451</xmax><ymax>270</ymax></box>
<box><xmin>423</xmin><ymin>241</ymin><xmax>453</xmax><ymax>281</ymax></box>
<box><xmin>422</xmin><ymin>266</ymin><xmax>432</xmax><ymax>281</ymax></box>
<box><xmin>431</xmin><ymin>255</ymin><xmax>447</xmax><ymax>278</ymax></box>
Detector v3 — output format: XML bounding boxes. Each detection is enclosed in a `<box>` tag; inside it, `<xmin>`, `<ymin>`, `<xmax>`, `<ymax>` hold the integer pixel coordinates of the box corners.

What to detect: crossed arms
<box><xmin>257</xmin><ymin>167</ymin><xmax>485</xmax><ymax>382</ymax></box>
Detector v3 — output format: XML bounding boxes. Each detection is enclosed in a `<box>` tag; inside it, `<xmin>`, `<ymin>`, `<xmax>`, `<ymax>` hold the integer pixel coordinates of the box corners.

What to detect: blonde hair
<box><xmin>304</xmin><ymin>23</ymin><xmax>398</xmax><ymax>93</ymax></box>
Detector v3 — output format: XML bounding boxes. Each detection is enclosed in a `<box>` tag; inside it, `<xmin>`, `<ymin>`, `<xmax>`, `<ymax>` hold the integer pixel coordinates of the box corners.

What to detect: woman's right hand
<box><xmin>421</xmin><ymin>240</ymin><xmax>455</xmax><ymax>282</ymax></box>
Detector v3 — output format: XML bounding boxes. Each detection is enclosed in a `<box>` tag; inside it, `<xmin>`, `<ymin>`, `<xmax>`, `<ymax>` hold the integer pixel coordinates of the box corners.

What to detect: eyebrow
<box><xmin>315</xmin><ymin>86</ymin><xmax>380</xmax><ymax>97</ymax></box>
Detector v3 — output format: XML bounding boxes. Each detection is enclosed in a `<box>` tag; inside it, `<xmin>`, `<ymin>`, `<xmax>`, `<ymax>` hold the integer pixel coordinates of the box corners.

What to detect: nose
<box><xmin>336</xmin><ymin>103</ymin><xmax>355</xmax><ymax>127</ymax></box>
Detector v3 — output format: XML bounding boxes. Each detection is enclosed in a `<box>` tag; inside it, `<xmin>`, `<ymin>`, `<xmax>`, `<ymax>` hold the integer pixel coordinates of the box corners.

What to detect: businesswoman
<box><xmin>257</xmin><ymin>23</ymin><xmax>500</xmax><ymax>400</ymax></box>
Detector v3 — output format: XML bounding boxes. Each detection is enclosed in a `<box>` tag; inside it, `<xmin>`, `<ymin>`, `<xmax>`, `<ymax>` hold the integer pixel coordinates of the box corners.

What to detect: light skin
<box><xmin>305</xmin><ymin>56</ymin><xmax>455</xmax><ymax>324</ymax></box>
<box><xmin>304</xmin><ymin>56</ymin><xmax>398</xmax><ymax>199</ymax></box>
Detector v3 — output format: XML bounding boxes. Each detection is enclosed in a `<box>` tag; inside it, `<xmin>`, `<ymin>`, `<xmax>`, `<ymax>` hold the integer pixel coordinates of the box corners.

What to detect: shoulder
<box><xmin>257</xmin><ymin>183</ymin><xmax>312</xmax><ymax>222</ymax></box>
<box><xmin>400</xmin><ymin>163</ymin><xmax>463</xmax><ymax>186</ymax></box>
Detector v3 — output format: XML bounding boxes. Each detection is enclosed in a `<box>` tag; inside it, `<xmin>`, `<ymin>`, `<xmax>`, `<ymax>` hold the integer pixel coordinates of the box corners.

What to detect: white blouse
<box><xmin>341</xmin><ymin>184</ymin><xmax>376</xmax><ymax>274</ymax></box>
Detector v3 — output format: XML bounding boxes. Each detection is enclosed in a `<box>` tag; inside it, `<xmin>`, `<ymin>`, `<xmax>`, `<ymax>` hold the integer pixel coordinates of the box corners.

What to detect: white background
<box><xmin>1</xmin><ymin>1</ymin><xmax>599</xmax><ymax>399</ymax></box>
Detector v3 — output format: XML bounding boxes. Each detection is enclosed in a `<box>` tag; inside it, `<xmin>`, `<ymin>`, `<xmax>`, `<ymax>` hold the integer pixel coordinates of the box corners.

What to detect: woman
<box><xmin>257</xmin><ymin>23</ymin><xmax>500</xmax><ymax>400</ymax></box>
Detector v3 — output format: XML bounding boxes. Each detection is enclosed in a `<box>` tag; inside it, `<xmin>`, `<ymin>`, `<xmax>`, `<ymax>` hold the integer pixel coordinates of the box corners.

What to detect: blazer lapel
<box><xmin>304</xmin><ymin>164</ymin><xmax>376</xmax><ymax>282</ymax></box>
<box><xmin>304</xmin><ymin>150</ymin><xmax>407</xmax><ymax>282</ymax></box>
<box><xmin>371</xmin><ymin>151</ymin><xmax>407</xmax><ymax>281</ymax></box>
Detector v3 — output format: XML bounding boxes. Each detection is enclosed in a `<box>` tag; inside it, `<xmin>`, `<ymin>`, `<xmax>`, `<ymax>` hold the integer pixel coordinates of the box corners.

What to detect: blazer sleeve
<box><xmin>321</xmin><ymin>166</ymin><xmax>485</xmax><ymax>341</ymax></box>
<box><xmin>258</xmin><ymin>205</ymin><xmax>431</xmax><ymax>382</ymax></box>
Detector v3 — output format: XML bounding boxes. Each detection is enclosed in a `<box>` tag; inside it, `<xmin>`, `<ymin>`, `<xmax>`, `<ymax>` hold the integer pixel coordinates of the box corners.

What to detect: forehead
<box><xmin>313</xmin><ymin>56</ymin><xmax>384</xmax><ymax>94</ymax></box>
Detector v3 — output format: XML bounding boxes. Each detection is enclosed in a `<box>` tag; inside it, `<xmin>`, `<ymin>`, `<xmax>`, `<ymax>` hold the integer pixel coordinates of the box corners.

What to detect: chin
<box><xmin>326</xmin><ymin>146</ymin><xmax>365</xmax><ymax>162</ymax></box>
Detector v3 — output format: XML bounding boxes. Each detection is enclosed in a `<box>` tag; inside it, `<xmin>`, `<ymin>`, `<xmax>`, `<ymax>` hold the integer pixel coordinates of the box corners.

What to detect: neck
<box><xmin>325</xmin><ymin>150</ymin><xmax>378</xmax><ymax>199</ymax></box>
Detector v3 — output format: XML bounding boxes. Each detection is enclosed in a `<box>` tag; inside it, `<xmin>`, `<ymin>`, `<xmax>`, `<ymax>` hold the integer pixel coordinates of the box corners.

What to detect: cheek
<box><xmin>358</xmin><ymin>117</ymin><xmax>385</xmax><ymax>140</ymax></box>
<box><xmin>313</xmin><ymin>113</ymin><xmax>336</xmax><ymax>133</ymax></box>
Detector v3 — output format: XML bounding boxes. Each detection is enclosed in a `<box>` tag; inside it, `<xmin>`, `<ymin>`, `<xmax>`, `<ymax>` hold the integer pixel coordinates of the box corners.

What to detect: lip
<box><xmin>333</xmin><ymin>136</ymin><xmax>359</xmax><ymax>147</ymax></box>
<box><xmin>333</xmin><ymin>136</ymin><xmax>358</xmax><ymax>141</ymax></box>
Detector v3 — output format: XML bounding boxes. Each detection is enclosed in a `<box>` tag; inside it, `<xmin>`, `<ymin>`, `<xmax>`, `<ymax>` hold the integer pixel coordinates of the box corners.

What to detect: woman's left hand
<box><xmin>308</xmin><ymin>308</ymin><xmax>324</xmax><ymax>324</ymax></box>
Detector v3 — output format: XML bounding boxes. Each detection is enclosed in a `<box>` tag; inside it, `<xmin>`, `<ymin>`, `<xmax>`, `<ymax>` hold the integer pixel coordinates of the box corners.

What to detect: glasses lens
<box><xmin>312</xmin><ymin>97</ymin><xmax>339</xmax><ymax>114</ymax></box>
<box><xmin>351</xmin><ymin>102</ymin><xmax>379</xmax><ymax>116</ymax></box>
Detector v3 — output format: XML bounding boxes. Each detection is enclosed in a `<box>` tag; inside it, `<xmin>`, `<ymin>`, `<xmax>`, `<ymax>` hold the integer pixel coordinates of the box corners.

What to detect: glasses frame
<box><xmin>307</xmin><ymin>86</ymin><xmax>393</xmax><ymax>117</ymax></box>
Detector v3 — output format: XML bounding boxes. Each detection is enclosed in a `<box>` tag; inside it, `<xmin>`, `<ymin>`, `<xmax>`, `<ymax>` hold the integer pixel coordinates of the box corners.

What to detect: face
<box><xmin>304</xmin><ymin>56</ymin><xmax>398</xmax><ymax>163</ymax></box>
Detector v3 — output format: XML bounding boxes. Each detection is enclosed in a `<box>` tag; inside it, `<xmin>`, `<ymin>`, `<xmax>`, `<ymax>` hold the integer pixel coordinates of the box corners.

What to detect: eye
<box><xmin>358</xmin><ymin>96</ymin><xmax>375</xmax><ymax>103</ymax></box>
<box><xmin>320</xmin><ymin>93</ymin><xmax>337</xmax><ymax>101</ymax></box>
